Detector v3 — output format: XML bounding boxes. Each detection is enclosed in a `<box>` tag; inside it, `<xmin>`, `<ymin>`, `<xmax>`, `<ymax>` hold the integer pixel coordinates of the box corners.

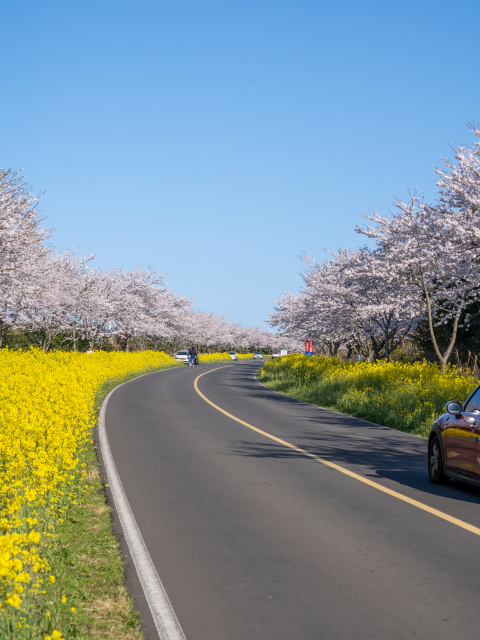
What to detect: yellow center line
<box><xmin>194</xmin><ymin>366</ymin><xmax>480</xmax><ymax>537</ymax></box>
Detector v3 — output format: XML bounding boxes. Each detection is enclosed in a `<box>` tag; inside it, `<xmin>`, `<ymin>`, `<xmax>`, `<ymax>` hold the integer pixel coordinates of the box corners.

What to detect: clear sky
<box><xmin>1</xmin><ymin>0</ymin><xmax>479</xmax><ymax>327</ymax></box>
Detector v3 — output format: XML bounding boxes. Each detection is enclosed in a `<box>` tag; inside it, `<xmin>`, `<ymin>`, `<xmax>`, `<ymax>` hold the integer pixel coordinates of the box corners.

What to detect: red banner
<box><xmin>305</xmin><ymin>340</ymin><xmax>314</xmax><ymax>354</ymax></box>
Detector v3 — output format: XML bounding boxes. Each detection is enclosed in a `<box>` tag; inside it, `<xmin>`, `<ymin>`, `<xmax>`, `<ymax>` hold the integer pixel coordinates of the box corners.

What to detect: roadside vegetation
<box><xmin>198</xmin><ymin>352</ymin><xmax>254</xmax><ymax>363</ymax></box>
<box><xmin>0</xmin><ymin>349</ymin><xmax>185</xmax><ymax>639</ymax></box>
<box><xmin>259</xmin><ymin>354</ymin><xmax>479</xmax><ymax>438</ymax></box>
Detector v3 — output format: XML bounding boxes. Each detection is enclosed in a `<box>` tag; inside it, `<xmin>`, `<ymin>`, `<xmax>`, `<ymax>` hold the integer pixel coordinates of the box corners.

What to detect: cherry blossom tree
<box><xmin>22</xmin><ymin>252</ymin><xmax>94</xmax><ymax>351</ymax></box>
<box><xmin>434</xmin><ymin>123</ymin><xmax>480</xmax><ymax>216</ymax></box>
<box><xmin>357</xmin><ymin>195</ymin><xmax>480</xmax><ymax>370</ymax></box>
<box><xmin>0</xmin><ymin>167</ymin><xmax>51</xmax><ymax>345</ymax></box>
<box><xmin>323</xmin><ymin>248</ymin><xmax>419</xmax><ymax>361</ymax></box>
<box><xmin>269</xmin><ymin>248</ymin><xmax>417</xmax><ymax>361</ymax></box>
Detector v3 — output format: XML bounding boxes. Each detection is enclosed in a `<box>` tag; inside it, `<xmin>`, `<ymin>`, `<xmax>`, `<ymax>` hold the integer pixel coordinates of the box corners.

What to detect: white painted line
<box><xmin>99</xmin><ymin>371</ymin><xmax>187</xmax><ymax>640</ymax></box>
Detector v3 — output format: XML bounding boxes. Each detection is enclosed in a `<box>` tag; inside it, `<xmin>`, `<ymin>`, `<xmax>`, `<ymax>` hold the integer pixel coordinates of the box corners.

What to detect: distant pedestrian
<box><xmin>188</xmin><ymin>347</ymin><xmax>197</xmax><ymax>366</ymax></box>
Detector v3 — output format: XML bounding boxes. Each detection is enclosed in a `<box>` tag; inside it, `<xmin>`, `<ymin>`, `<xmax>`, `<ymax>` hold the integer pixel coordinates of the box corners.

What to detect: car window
<box><xmin>465</xmin><ymin>387</ymin><xmax>480</xmax><ymax>412</ymax></box>
<box><xmin>177</xmin><ymin>351</ymin><xmax>188</xmax><ymax>355</ymax></box>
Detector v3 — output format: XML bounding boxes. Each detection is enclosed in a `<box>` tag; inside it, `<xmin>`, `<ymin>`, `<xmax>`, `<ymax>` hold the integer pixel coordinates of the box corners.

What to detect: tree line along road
<box><xmin>101</xmin><ymin>361</ymin><xmax>480</xmax><ymax>640</ymax></box>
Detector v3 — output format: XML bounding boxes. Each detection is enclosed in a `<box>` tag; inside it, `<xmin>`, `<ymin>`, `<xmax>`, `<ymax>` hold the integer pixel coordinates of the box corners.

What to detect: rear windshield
<box><xmin>177</xmin><ymin>351</ymin><xmax>188</xmax><ymax>355</ymax></box>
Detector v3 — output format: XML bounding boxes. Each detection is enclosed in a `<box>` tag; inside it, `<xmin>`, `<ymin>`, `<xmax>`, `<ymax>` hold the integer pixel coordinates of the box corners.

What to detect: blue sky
<box><xmin>1</xmin><ymin>0</ymin><xmax>479</xmax><ymax>327</ymax></box>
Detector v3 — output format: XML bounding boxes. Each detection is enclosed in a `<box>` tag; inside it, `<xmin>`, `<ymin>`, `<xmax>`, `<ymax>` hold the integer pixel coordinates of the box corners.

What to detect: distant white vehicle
<box><xmin>175</xmin><ymin>350</ymin><xmax>198</xmax><ymax>365</ymax></box>
<box><xmin>227</xmin><ymin>351</ymin><xmax>238</xmax><ymax>360</ymax></box>
<box><xmin>272</xmin><ymin>352</ymin><xmax>280</xmax><ymax>358</ymax></box>
<box><xmin>254</xmin><ymin>352</ymin><xmax>263</xmax><ymax>359</ymax></box>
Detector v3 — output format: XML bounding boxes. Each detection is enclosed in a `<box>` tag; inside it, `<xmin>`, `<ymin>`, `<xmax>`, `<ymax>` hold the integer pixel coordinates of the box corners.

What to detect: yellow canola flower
<box><xmin>45</xmin><ymin>631</ymin><xmax>64</xmax><ymax>640</ymax></box>
<box><xmin>6</xmin><ymin>593</ymin><xmax>22</xmax><ymax>608</ymax></box>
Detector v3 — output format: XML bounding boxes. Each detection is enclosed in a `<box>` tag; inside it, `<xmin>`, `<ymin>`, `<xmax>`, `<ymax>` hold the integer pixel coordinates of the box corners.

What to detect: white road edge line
<box><xmin>99</xmin><ymin>371</ymin><xmax>187</xmax><ymax>640</ymax></box>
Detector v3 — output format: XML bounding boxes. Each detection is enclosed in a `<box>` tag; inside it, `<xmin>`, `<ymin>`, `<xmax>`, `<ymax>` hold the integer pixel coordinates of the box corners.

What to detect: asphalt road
<box><xmin>103</xmin><ymin>361</ymin><xmax>480</xmax><ymax>640</ymax></box>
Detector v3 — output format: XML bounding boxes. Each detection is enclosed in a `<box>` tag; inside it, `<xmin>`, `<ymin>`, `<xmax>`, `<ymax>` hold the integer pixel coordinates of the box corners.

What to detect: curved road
<box><xmin>102</xmin><ymin>361</ymin><xmax>480</xmax><ymax>640</ymax></box>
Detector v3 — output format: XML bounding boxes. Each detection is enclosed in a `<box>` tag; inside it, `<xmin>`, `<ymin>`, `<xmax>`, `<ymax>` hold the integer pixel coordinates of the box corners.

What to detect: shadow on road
<box><xmin>227</xmin><ymin>437</ymin><xmax>480</xmax><ymax>506</ymax></box>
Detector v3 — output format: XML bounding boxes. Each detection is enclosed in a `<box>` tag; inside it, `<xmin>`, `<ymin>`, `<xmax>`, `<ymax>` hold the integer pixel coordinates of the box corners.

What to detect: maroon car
<box><xmin>429</xmin><ymin>385</ymin><xmax>480</xmax><ymax>487</ymax></box>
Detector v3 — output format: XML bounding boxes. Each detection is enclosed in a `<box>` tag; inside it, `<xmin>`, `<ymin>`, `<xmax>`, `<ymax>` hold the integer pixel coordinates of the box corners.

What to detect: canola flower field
<box><xmin>259</xmin><ymin>354</ymin><xmax>479</xmax><ymax>437</ymax></box>
<box><xmin>0</xmin><ymin>348</ymin><xmax>252</xmax><ymax>639</ymax></box>
<box><xmin>198</xmin><ymin>353</ymin><xmax>253</xmax><ymax>363</ymax></box>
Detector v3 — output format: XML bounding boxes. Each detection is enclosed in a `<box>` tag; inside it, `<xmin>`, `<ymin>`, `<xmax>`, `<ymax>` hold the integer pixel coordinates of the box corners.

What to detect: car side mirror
<box><xmin>446</xmin><ymin>400</ymin><xmax>463</xmax><ymax>415</ymax></box>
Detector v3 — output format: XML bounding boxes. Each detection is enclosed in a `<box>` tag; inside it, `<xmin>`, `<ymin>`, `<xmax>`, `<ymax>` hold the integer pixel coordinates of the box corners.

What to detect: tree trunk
<box><xmin>370</xmin><ymin>336</ymin><xmax>381</xmax><ymax>362</ymax></box>
<box><xmin>420</xmin><ymin>265</ymin><xmax>461</xmax><ymax>372</ymax></box>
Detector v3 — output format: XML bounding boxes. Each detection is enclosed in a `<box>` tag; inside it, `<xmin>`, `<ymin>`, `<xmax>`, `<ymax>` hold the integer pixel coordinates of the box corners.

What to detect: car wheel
<box><xmin>428</xmin><ymin>435</ymin><xmax>449</xmax><ymax>485</ymax></box>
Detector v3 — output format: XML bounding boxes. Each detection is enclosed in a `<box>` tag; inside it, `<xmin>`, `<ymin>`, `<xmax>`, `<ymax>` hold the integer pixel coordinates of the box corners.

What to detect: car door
<box><xmin>444</xmin><ymin>413</ymin><xmax>476</xmax><ymax>473</ymax></box>
<box><xmin>462</xmin><ymin>387</ymin><xmax>480</xmax><ymax>475</ymax></box>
